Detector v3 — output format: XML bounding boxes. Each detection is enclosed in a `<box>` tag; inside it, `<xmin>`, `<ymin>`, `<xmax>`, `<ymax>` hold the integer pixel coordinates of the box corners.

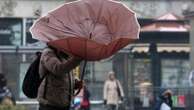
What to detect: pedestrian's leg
<box><xmin>39</xmin><ymin>104</ymin><xmax>52</xmax><ymax>110</ymax></box>
<box><xmin>39</xmin><ymin>104</ymin><xmax>46</xmax><ymax>110</ymax></box>
<box><xmin>107</xmin><ymin>104</ymin><xmax>112</xmax><ymax>110</ymax></box>
<box><xmin>111</xmin><ymin>104</ymin><xmax>116</xmax><ymax>110</ymax></box>
<box><xmin>112</xmin><ymin>105</ymin><xmax>117</xmax><ymax>110</ymax></box>
<box><xmin>107</xmin><ymin>104</ymin><xmax>110</xmax><ymax>110</ymax></box>
<box><xmin>39</xmin><ymin>104</ymin><xmax>70</xmax><ymax>110</ymax></box>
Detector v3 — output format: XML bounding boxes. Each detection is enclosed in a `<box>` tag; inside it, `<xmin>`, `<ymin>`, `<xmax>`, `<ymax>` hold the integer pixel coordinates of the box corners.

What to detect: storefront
<box><xmin>130</xmin><ymin>46</ymin><xmax>190</xmax><ymax>109</ymax></box>
<box><xmin>0</xmin><ymin>15</ymin><xmax>192</xmax><ymax>110</ymax></box>
<box><xmin>0</xmin><ymin>18</ymin><xmax>23</xmax><ymax>46</ymax></box>
<box><xmin>127</xmin><ymin>14</ymin><xmax>191</xmax><ymax>110</ymax></box>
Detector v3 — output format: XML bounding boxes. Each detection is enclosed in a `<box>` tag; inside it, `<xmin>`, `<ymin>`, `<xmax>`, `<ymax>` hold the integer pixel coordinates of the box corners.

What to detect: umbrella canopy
<box><xmin>30</xmin><ymin>0</ymin><xmax>140</xmax><ymax>61</ymax></box>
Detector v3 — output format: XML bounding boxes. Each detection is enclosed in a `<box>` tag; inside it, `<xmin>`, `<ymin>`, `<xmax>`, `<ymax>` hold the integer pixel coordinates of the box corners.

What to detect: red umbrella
<box><xmin>30</xmin><ymin>0</ymin><xmax>140</xmax><ymax>61</ymax></box>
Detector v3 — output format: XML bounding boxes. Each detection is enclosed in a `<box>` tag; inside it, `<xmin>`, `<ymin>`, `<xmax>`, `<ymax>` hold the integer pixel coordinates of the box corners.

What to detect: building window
<box><xmin>133</xmin><ymin>59</ymin><xmax>151</xmax><ymax>88</ymax></box>
<box><xmin>132</xmin><ymin>59</ymin><xmax>152</xmax><ymax>108</ymax></box>
<box><xmin>0</xmin><ymin>18</ymin><xmax>22</xmax><ymax>46</ymax></box>
<box><xmin>161</xmin><ymin>59</ymin><xmax>190</xmax><ymax>88</ymax></box>
<box><xmin>85</xmin><ymin>59</ymin><xmax>113</xmax><ymax>100</ymax></box>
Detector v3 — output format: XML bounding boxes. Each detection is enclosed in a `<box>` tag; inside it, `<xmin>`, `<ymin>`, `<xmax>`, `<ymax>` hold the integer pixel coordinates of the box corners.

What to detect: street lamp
<box><xmin>183</xmin><ymin>4</ymin><xmax>194</xmax><ymax>110</ymax></box>
<box><xmin>182</xmin><ymin>4</ymin><xmax>194</xmax><ymax>69</ymax></box>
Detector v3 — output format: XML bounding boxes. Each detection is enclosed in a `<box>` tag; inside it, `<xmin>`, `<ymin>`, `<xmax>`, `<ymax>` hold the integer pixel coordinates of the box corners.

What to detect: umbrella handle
<box><xmin>74</xmin><ymin>61</ymin><xmax>87</xmax><ymax>96</ymax></box>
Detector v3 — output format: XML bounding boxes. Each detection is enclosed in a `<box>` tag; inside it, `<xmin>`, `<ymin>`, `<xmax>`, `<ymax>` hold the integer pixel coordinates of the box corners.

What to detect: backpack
<box><xmin>22</xmin><ymin>52</ymin><xmax>45</xmax><ymax>98</ymax></box>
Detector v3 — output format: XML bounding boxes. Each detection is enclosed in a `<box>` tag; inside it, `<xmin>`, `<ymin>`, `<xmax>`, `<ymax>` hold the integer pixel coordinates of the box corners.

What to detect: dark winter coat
<box><xmin>38</xmin><ymin>48</ymin><xmax>82</xmax><ymax>107</ymax></box>
<box><xmin>154</xmin><ymin>95</ymin><xmax>172</xmax><ymax>110</ymax></box>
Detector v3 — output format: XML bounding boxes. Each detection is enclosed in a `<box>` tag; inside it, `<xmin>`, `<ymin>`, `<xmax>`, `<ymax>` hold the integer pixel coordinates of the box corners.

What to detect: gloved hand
<box><xmin>104</xmin><ymin>100</ymin><xmax>107</xmax><ymax>105</ymax></box>
<box><xmin>121</xmin><ymin>97</ymin><xmax>124</xmax><ymax>101</ymax></box>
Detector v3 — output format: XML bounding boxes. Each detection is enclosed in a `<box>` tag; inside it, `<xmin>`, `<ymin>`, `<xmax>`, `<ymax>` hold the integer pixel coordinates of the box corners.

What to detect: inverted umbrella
<box><xmin>30</xmin><ymin>0</ymin><xmax>140</xmax><ymax>61</ymax></box>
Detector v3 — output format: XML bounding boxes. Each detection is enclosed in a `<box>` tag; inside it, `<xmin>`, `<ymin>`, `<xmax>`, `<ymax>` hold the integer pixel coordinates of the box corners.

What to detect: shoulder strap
<box><xmin>41</xmin><ymin>65</ymin><xmax>49</xmax><ymax>99</ymax></box>
<box><xmin>116</xmin><ymin>80</ymin><xmax>120</xmax><ymax>89</ymax></box>
<box><xmin>43</xmin><ymin>75</ymin><xmax>48</xmax><ymax>99</ymax></box>
<box><xmin>116</xmin><ymin>80</ymin><xmax>121</xmax><ymax>96</ymax></box>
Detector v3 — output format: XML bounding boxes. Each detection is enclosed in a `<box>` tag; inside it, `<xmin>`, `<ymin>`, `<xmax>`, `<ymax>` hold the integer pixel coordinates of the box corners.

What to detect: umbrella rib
<box><xmin>39</xmin><ymin>31</ymin><xmax>53</xmax><ymax>41</ymax></box>
<box><xmin>65</xmin><ymin>38</ymin><xmax>84</xmax><ymax>58</ymax></box>
<box><xmin>85</xmin><ymin>39</ymin><xmax>87</xmax><ymax>59</ymax></box>
<box><xmin>49</xmin><ymin>14</ymin><xmax>78</xmax><ymax>34</ymax></box>
<box><xmin>92</xmin><ymin>0</ymin><xmax>104</xmax><ymax>35</ymax></box>
<box><xmin>48</xmin><ymin>26</ymin><xmax>76</xmax><ymax>35</ymax></box>
<box><xmin>106</xmin><ymin>17</ymin><xmax>113</xmax><ymax>41</ymax></box>
<box><xmin>40</xmin><ymin>22</ymin><xmax>78</xmax><ymax>36</ymax></box>
<box><xmin>67</xmin><ymin>5</ymin><xmax>89</xmax><ymax>38</ymax></box>
<box><xmin>98</xmin><ymin>46</ymin><xmax>105</xmax><ymax>60</ymax></box>
<box><xmin>110</xmin><ymin>39</ymin><xmax>122</xmax><ymax>54</ymax></box>
<box><xmin>66</xmin><ymin>38</ymin><xmax>73</xmax><ymax>57</ymax></box>
<box><xmin>73</xmin><ymin>4</ymin><xmax>91</xmax><ymax>37</ymax></box>
<box><xmin>85</xmin><ymin>1</ymin><xmax>96</xmax><ymax>34</ymax></box>
<box><xmin>77</xmin><ymin>22</ymin><xmax>90</xmax><ymax>37</ymax></box>
<box><xmin>84</xmin><ymin>0</ymin><xmax>104</xmax><ymax>38</ymax></box>
<box><xmin>39</xmin><ymin>21</ymin><xmax>73</xmax><ymax>34</ymax></box>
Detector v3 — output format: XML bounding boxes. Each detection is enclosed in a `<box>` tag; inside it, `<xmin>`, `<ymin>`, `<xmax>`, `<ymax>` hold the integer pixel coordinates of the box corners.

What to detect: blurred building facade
<box><xmin>0</xmin><ymin>0</ymin><xmax>194</xmax><ymax>110</ymax></box>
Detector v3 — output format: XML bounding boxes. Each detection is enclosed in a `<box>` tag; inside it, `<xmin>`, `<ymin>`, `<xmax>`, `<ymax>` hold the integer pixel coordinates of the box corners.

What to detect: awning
<box><xmin>132</xmin><ymin>44</ymin><xmax>190</xmax><ymax>53</ymax></box>
<box><xmin>141</xmin><ymin>13</ymin><xmax>190</xmax><ymax>32</ymax></box>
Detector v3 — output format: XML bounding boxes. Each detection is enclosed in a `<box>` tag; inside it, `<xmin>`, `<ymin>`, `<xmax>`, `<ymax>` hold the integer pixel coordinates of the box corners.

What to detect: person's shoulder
<box><xmin>105</xmin><ymin>80</ymin><xmax>111</xmax><ymax>84</ymax></box>
<box><xmin>42</xmin><ymin>48</ymin><xmax>55</xmax><ymax>56</ymax></box>
<box><xmin>42</xmin><ymin>47</ymin><xmax>53</xmax><ymax>53</ymax></box>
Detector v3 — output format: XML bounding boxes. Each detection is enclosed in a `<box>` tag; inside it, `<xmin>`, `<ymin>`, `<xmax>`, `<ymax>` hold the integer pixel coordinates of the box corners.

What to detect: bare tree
<box><xmin>0</xmin><ymin>0</ymin><xmax>17</xmax><ymax>17</ymax></box>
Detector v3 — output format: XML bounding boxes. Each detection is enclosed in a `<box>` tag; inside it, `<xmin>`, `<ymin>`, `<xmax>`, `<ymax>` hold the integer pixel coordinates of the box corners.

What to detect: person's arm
<box><xmin>169</xmin><ymin>97</ymin><xmax>173</xmax><ymax>107</ymax></box>
<box><xmin>87</xmin><ymin>89</ymin><xmax>90</xmax><ymax>98</ymax></box>
<box><xmin>41</xmin><ymin>49</ymin><xmax>82</xmax><ymax>76</ymax></box>
<box><xmin>154</xmin><ymin>98</ymin><xmax>162</xmax><ymax>110</ymax></box>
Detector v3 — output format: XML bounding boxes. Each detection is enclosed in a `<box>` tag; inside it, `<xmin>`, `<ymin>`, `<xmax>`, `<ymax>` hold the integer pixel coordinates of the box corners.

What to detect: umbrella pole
<box><xmin>74</xmin><ymin>61</ymin><xmax>87</xmax><ymax>96</ymax></box>
<box><xmin>81</xmin><ymin>61</ymin><xmax>87</xmax><ymax>80</ymax></box>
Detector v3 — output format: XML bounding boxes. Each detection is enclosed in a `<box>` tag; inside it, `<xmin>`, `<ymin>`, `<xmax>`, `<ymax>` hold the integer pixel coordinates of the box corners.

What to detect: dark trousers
<box><xmin>107</xmin><ymin>104</ymin><xmax>117</xmax><ymax>110</ymax></box>
<box><xmin>39</xmin><ymin>104</ymin><xmax>70</xmax><ymax>110</ymax></box>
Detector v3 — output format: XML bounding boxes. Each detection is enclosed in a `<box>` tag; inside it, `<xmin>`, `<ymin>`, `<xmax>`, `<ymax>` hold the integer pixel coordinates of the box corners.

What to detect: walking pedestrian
<box><xmin>38</xmin><ymin>45</ymin><xmax>83</xmax><ymax>110</ymax></box>
<box><xmin>103</xmin><ymin>71</ymin><xmax>124</xmax><ymax>110</ymax></box>
<box><xmin>154</xmin><ymin>89</ymin><xmax>173</xmax><ymax>110</ymax></box>
<box><xmin>0</xmin><ymin>74</ymin><xmax>15</xmax><ymax>106</ymax></box>
<box><xmin>80</xmin><ymin>82</ymin><xmax>90</xmax><ymax>110</ymax></box>
<box><xmin>73</xmin><ymin>81</ymin><xmax>90</xmax><ymax>110</ymax></box>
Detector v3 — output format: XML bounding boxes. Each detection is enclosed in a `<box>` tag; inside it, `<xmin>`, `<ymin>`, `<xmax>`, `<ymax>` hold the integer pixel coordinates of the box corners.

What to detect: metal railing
<box><xmin>127</xmin><ymin>87</ymin><xmax>194</xmax><ymax>110</ymax></box>
<box><xmin>16</xmin><ymin>100</ymin><xmax>104</xmax><ymax>110</ymax></box>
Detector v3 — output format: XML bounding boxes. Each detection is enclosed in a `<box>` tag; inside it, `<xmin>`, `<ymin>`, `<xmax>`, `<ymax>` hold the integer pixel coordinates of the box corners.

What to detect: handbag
<box><xmin>160</xmin><ymin>103</ymin><xmax>171</xmax><ymax>110</ymax></box>
<box><xmin>116</xmin><ymin>80</ymin><xmax>121</xmax><ymax>98</ymax></box>
<box><xmin>81</xmin><ymin>99</ymin><xmax>89</xmax><ymax>108</ymax></box>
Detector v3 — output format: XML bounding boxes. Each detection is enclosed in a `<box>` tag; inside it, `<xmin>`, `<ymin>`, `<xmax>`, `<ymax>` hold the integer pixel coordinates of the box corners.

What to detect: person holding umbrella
<box><xmin>38</xmin><ymin>45</ymin><xmax>83</xmax><ymax>110</ymax></box>
<box><xmin>103</xmin><ymin>71</ymin><xmax>124</xmax><ymax>110</ymax></box>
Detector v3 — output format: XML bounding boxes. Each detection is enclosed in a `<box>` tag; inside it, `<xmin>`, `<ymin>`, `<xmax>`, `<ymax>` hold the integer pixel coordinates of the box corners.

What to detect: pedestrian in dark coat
<box><xmin>0</xmin><ymin>74</ymin><xmax>15</xmax><ymax>105</ymax></box>
<box><xmin>38</xmin><ymin>46</ymin><xmax>83</xmax><ymax>110</ymax></box>
<box><xmin>80</xmin><ymin>83</ymin><xmax>90</xmax><ymax>110</ymax></box>
<box><xmin>154</xmin><ymin>89</ymin><xmax>173</xmax><ymax>110</ymax></box>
